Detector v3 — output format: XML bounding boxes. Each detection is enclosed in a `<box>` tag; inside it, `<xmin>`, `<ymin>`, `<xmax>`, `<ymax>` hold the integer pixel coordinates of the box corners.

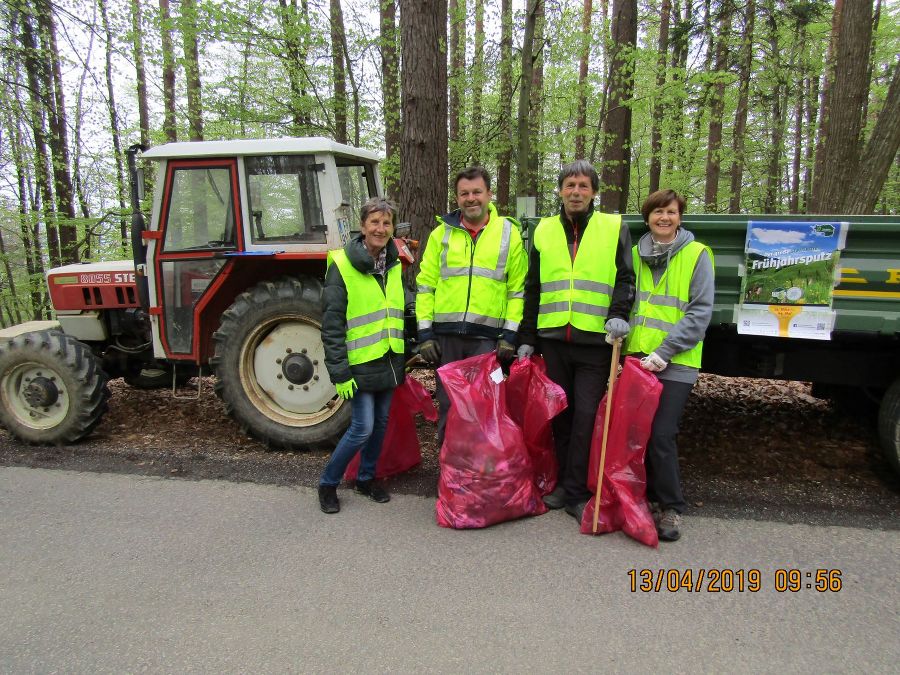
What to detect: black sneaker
<box><xmin>318</xmin><ymin>485</ymin><xmax>340</xmax><ymax>514</ymax></box>
<box><xmin>564</xmin><ymin>500</ymin><xmax>588</xmax><ymax>521</ymax></box>
<box><xmin>542</xmin><ymin>485</ymin><xmax>566</xmax><ymax>510</ymax></box>
<box><xmin>354</xmin><ymin>479</ymin><xmax>390</xmax><ymax>503</ymax></box>
<box><xmin>657</xmin><ymin>509</ymin><xmax>682</xmax><ymax>541</ymax></box>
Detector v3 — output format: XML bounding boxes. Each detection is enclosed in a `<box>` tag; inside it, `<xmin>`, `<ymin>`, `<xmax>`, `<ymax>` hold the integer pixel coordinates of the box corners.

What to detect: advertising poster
<box><xmin>737</xmin><ymin>221</ymin><xmax>848</xmax><ymax>340</ymax></box>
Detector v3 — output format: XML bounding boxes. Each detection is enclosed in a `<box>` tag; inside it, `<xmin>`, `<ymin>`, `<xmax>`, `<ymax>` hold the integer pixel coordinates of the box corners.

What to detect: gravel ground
<box><xmin>1</xmin><ymin>371</ymin><xmax>898</xmax><ymax>530</ymax></box>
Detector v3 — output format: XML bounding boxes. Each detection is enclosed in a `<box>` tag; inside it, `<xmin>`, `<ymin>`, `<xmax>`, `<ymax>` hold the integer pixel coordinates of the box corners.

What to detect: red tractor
<box><xmin>0</xmin><ymin>139</ymin><xmax>413</xmax><ymax>449</ymax></box>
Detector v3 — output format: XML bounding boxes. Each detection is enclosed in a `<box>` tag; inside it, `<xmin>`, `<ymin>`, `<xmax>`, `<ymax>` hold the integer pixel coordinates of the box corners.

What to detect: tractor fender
<box><xmin>0</xmin><ymin>321</ymin><xmax>62</xmax><ymax>342</ymax></box>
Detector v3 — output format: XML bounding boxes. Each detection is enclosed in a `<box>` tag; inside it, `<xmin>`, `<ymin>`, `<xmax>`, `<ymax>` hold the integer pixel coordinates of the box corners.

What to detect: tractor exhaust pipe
<box><xmin>126</xmin><ymin>144</ymin><xmax>150</xmax><ymax>310</ymax></box>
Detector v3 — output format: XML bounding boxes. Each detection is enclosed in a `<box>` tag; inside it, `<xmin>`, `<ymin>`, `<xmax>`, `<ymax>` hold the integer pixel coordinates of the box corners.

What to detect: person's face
<box><xmin>647</xmin><ymin>200</ymin><xmax>682</xmax><ymax>243</ymax></box>
<box><xmin>360</xmin><ymin>210</ymin><xmax>395</xmax><ymax>253</ymax></box>
<box><xmin>559</xmin><ymin>174</ymin><xmax>597</xmax><ymax>217</ymax></box>
<box><xmin>456</xmin><ymin>177</ymin><xmax>492</xmax><ymax>224</ymax></box>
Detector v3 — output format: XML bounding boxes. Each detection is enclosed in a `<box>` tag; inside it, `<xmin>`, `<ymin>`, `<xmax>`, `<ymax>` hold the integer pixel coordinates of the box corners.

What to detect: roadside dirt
<box><xmin>1</xmin><ymin>371</ymin><xmax>898</xmax><ymax>529</ymax></box>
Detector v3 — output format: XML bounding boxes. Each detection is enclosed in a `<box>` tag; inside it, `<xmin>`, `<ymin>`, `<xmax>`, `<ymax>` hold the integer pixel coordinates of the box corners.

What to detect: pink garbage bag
<box><xmin>436</xmin><ymin>352</ymin><xmax>547</xmax><ymax>529</ymax></box>
<box><xmin>580</xmin><ymin>356</ymin><xmax>662</xmax><ymax>547</ymax></box>
<box><xmin>344</xmin><ymin>377</ymin><xmax>437</xmax><ymax>481</ymax></box>
<box><xmin>505</xmin><ymin>356</ymin><xmax>567</xmax><ymax>495</ymax></box>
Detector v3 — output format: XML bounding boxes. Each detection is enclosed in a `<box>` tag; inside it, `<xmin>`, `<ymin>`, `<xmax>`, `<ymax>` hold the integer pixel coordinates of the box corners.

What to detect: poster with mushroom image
<box><xmin>737</xmin><ymin>221</ymin><xmax>848</xmax><ymax>340</ymax></box>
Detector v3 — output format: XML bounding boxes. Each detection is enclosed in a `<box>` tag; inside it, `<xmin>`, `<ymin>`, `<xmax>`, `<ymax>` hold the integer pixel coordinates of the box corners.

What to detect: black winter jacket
<box><xmin>321</xmin><ymin>235</ymin><xmax>405</xmax><ymax>392</ymax></box>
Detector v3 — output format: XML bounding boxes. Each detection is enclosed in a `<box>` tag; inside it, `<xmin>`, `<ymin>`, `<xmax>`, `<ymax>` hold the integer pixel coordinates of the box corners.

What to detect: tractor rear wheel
<box><xmin>211</xmin><ymin>277</ymin><xmax>350</xmax><ymax>450</ymax></box>
<box><xmin>877</xmin><ymin>378</ymin><xmax>900</xmax><ymax>477</ymax></box>
<box><xmin>0</xmin><ymin>330</ymin><xmax>109</xmax><ymax>444</ymax></box>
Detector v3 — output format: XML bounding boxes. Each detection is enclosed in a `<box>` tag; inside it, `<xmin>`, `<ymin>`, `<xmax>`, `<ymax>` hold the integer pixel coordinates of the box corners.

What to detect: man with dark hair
<box><xmin>519</xmin><ymin>160</ymin><xmax>635</xmax><ymax>520</ymax></box>
<box><xmin>416</xmin><ymin>167</ymin><xmax>527</xmax><ymax>445</ymax></box>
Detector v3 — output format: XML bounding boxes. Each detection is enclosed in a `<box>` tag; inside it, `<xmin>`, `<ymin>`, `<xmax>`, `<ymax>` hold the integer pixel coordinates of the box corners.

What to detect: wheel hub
<box><xmin>282</xmin><ymin>353</ymin><xmax>314</xmax><ymax>385</ymax></box>
<box><xmin>23</xmin><ymin>376</ymin><xmax>59</xmax><ymax>407</ymax></box>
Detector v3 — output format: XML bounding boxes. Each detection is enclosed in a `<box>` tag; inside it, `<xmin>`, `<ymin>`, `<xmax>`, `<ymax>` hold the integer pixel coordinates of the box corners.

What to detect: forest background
<box><xmin>0</xmin><ymin>0</ymin><xmax>897</xmax><ymax>325</ymax></box>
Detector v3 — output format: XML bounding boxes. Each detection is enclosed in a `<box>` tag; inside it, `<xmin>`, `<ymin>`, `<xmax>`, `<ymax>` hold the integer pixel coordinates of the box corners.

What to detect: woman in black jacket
<box><xmin>318</xmin><ymin>198</ymin><xmax>406</xmax><ymax>514</ymax></box>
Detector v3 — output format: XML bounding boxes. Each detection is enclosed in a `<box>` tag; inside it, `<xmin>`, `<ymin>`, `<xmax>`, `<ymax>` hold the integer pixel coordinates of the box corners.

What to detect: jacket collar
<box><xmin>343</xmin><ymin>234</ymin><xmax>400</xmax><ymax>273</ymax></box>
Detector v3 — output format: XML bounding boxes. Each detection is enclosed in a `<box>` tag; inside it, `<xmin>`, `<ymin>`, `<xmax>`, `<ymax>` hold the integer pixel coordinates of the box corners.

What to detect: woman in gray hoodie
<box><xmin>626</xmin><ymin>189</ymin><xmax>714</xmax><ymax>542</ymax></box>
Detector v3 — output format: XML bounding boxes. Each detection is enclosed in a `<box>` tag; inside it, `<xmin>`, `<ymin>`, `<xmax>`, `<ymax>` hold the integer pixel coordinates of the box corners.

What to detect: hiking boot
<box><xmin>649</xmin><ymin>501</ymin><xmax>662</xmax><ymax>524</ymax></box>
<box><xmin>657</xmin><ymin>509</ymin><xmax>682</xmax><ymax>542</ymax></box>
<box><xmin>354</xmin><ymin>479</ymin><xmax>390</xmax><ymax>503</ymax></box>
<box><xmin>318</xmin><ymin>485</ymin><xmax>340</xmax><ymax>514</ymax></box>
<box><xmin>542</xmin><ymin>485</ymin><xmax>566</xmax><ymax>510</ymax></box>
<box><xmin>564</xmin><ymin>500</ymin><xmax>588</xmax><ymax>521</ymax></box>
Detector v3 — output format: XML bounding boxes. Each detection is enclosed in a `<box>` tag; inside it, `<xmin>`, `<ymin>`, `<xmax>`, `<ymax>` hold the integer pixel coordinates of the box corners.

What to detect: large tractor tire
<box><xmin>877</xmin><ymin>378</ymin><xmax>900</xmax><ymax>477</ymax></box>
<box><xmin>0</xmin><ymin>330</ymin><xmax>109</xmax><ymax>444</ymax></box>
<box><xmin>211</xmin><ymin>277</ymin><xmax>350</xmax><ymax>450</ymax></box>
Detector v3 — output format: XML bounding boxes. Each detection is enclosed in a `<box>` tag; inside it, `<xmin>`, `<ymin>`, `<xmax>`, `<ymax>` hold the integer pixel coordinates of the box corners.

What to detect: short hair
<box><xmin>360</xmin><ymin>197</ymin><xmax>398</xmax><ymax>226</ymax></box>
<box><xmin>454</xmin><ymin>166</ymin><xmax>492</xmax><ymax>192</ymax></box>
<box><xmin>557</xmin><ymin>160</ymin><xmax>600</xmax><ymax>192</ymax></box>
<box><xmin>640</xmin><ymin>189</ymin><xmax>686</xmax><ymax>223</ymax></box>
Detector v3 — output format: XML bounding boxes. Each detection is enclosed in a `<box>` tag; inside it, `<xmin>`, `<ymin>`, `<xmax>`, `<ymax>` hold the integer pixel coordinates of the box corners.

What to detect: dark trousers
<box><xmin>539</xmin><ymin>338</ymin><xmax>613</xmax><ymax>505</ymax></box>
<box><xmin>435</xmin><ymin>335</ymin><xmax>496</xmax><ymax>446</ymax></box>
<box><xmin>646</xmin><ymin>379</ymin><xmax>693</xmax><ymax>513</ymax></box>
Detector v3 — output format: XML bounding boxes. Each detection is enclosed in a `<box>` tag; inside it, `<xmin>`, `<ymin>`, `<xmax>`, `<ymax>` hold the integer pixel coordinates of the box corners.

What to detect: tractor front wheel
<box><xmin>211</xmin><ymin>277</ymin><xmax>350</xmax><ymax>450</ymax></box>
<box><xmin>0</xmin><ymin>330</ymin><xmax>109</xmax><ymax>444</ymax></box>
<box><xmin>878</xmin><ymin>378</ymin><xmax>900</xmax><ymax>477</ymax></box>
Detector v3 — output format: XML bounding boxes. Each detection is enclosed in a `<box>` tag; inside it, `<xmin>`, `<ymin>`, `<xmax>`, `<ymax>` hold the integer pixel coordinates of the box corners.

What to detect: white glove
<box><xmin>640</xmin><ymin>352</ymin><xmax>667</xmax><ymax>372</ymax></box>
<box><xmin>517</xmin><ymin>344</ymin><xmax>535</xmax><ymax>360</ymax></box>
<box><xmin>604</xmin><ymin>317</ymin><xmax>629</xmax><ymax>344</ymax></box>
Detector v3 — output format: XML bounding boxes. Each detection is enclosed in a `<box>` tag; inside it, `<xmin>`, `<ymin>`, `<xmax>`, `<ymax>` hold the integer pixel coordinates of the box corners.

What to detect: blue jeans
<box><xmin>319</xmin><ymin>388</ymin><xmax>394</xmax><ymax>487</ymax></box>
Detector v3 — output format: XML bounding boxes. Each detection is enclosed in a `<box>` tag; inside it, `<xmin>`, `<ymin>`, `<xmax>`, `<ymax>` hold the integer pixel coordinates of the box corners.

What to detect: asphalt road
<box><xmin>1</xmin><ymin>466</ymin><xmax>897</xmax><ymax>673</ymax></box>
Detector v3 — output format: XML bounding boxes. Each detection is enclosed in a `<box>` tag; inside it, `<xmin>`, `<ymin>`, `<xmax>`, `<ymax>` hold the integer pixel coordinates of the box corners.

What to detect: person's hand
<box><xmin>640</xmin><ymin>352</ymin><xmax>667</xmax><ymax>372</ymax></box>
<box><xmin>496</xmin><ymin>339</ymin><xmax>516</xmax><ymax>364</ymax></box>
<box><xmin>604</xmin><ymin>317</ymin><xmax>629</xmax><ymax>344</ymax></box>
<box><xmin>418</xmin><ymin>339</ymin><xmax>441</xmax><ymax>365</ymax></box>
<box><xmin>516</xmin><ymin>344</ymin><xmax>535</xmax><ymax>360</ymax></box>
<box><xmin>335</xmin><ymin>379</ymin><xmax>358</xmax><ymax>399</ymax></box>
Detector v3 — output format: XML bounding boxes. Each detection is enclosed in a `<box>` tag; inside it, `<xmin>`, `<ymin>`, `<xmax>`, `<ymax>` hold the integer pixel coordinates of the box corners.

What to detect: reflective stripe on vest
<box><xmin>328</xmin><ymin>249</ymin><xmax>405</xmax><ymax>366</ymax></box>
<box><xmin>624</xmin><ymin>240</ymin><xmax>711</xmax><ymax>368</ymax></box>
<box><xmin>533</xmin><ymin>211</ymin><xmax>621</xmax><ymax>332</ymax></box>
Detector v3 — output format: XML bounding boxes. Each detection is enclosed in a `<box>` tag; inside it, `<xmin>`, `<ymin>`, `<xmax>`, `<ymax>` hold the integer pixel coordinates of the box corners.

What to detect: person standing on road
<box><xmin>519</xmin><ymin>160</ymin><xmax>635</xmax><ymax>522</ymax></box>
<box><xmin>626</xmin><ymin>189</ymin><xmax>714</xmax><ymax>541</ymax></box>
<box><xmin>415</xmin><ymin>167</ymin><xmax>527</xmax><ymax>446</ymax></box>
<box><xmin>318</xmin><ymin>197</ymin><xmax>405</xmax><ymax>514</ymax></box>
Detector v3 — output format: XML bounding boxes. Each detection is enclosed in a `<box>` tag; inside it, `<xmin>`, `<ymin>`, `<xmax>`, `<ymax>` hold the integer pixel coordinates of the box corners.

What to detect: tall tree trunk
<box><xmin>599</xmin><ymin>0</ymin><xmax>637</xmax><ymax>213</ymax></box>
<box><xmin>703</xmin><ymin>2</ymin><xmax>730</xmax><ymax>212</ymax></box>
<box><xmin>277</xmin><ymin>0</ymin><xmax>311</xmax><ymax>135</ymax></box>
<box><xmin>859</xmin><ymin>0</ymin><xmax>881</xmax><ymax>142</ymax></box>
<box><xmin>159</xmin><ymin>0</ymin><xmax>177</xmax><ymax>142</ymax></box>
<box><xmin>72</xmin><ymin>1</ymin><xmax>95</xmax><ymax>228</ymax></box>
<box><xmin>728</xmin><ymin>0</ymin><xmax>754</xmax><ymax>213</ymax></box>
<box><xmin>810</xmin><ymin>0</ymin><xmax>872</xmax><ymax>213</ymax></box>
<box><xmin>802</xmin><ymin>73</ymin><xmax>818</xmax><ymax>211</ymax></box>
<box><xmin>664</xmin><ymin>0</ymin><xmax>691</xmax><ymax>176</ymax></box>
<box><xmin>495</xmin><ymin>0</ymin><xmax>513</xmax><ymax>213</ymax></box>
<box><xmin>648</xmin><ymin>0</ymin><xmax>671</xmax><ymax>193</ymax></box>
<box><xmin>131</xmin><ymin>0</ymin><xmax>151</xmax><ymax>148</ymax></box>
<box><xmin>528</xmin><ymin>1</ymin><xmax>544</xmax><ymax>208</ymax></box>
<box><xmin>99</xmin><ymin>0</ymin><xmax>129</xmax><ymax>255</ymax></box>
<box><xmin>470</xmin><ymin>0</ymin><xmax>485</xmax><ymax>165</ymax></box>
<box><xmin>181</xmin><ymin>0</ymin><xmax>204</xmax><ymax>141</ymax></box>
<box><xmin>575</xmin><ymin>0</ymin><xmax>593</xmax><ymax>159</ymax></box>
<box><xmin>448</xmin><ymin>0</ymin><xmax>466</xmax><ymax>174</ymax></box>
<box><xmin>516</xmin><ymin>0</ymin><xmax>542</xmax><ymax>204</ymax></box>
<box><xmin>763</xmin><ymin>2</ymin><xmax>786</xmax><ymax>213</ymax></box>
<box><xmin>339</xmin><ymin>20</ymin><xmax>361</xmax><ymax>145</ymax></box>
<box><xmin>400</xmin><ymin>0</ymin><xmax>448</xmax><ymax>282</ymax></box>
<box><xmin>380</xmin><ymin>0</ymin><xmax>400</xmax><ymax>200</ymax></box>
<box><xmin>330</xmin><ymin>0</ymin><xmax>348</xmax><ymax>143</ymax></box>
<box><xmin>843</xmin><ymin>60</ymin><xmax>900</xmax><ymax>213</ymax></box>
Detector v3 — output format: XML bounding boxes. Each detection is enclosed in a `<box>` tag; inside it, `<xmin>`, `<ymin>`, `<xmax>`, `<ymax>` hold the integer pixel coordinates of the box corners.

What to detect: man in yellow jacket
<box><xmin>416</xmin><ymin>167</ymin><xmax>527</xmax><ymax>445</ymax></box>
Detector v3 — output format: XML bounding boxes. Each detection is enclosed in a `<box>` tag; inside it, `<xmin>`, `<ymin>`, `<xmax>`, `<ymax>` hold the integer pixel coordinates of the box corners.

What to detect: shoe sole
<box><xmin>542</xmin><ymin>499</ymin><xmax>565</xmax><ymax>510</ymax></box>
<box><xmin>657</xmin><ymin>529</ymin><xmax>681</xmax><ymax>542</ymax></box>
<box><xmin>354</xmin><ymin>490</ymin><xmax>390</xmax><ymax>504</ymax></box>
<box><xmin>320</xmin><ymin>504</ymin><xmax>340</xmax><ymax>514</ymax></box>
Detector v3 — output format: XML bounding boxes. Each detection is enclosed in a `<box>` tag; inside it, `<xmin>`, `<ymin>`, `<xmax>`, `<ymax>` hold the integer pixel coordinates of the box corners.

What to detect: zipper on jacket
<box><xmin>567</xmin><ymin>220</ymin><xmax>579</xmax><ymax>343</ymax></box>
<box><xmin>462</xmin><ymin>233</ymin><xmax>476</xmax><ymax>330</ymax></box>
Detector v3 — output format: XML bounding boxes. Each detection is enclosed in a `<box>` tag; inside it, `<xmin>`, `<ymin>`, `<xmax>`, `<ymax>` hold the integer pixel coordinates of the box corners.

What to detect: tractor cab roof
<box><xmin>141</xmin><ymin>137</ymin><xmax>380</xmax><ymax>162</ymax></box>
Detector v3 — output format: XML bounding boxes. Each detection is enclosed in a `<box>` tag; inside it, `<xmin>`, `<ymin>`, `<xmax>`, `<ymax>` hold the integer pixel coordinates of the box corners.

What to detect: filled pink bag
<box><xmin>344</xmin><ymin>377</ymin><xmax>437</xmax><ymax>480</ymax></box>
<box><xmin>505</xmin><ymin>356</ymin><xmax>567</xmax><ymax>495</ymax></box>
<box><xmin>580</xmin><ymin>356</ymin><xmax>662</xmax><ymax>547</ymax></box>
<box><xmin>436</xmin><ymin>352</ymin><xmax>547</xmax><ymax>529</ymax></box>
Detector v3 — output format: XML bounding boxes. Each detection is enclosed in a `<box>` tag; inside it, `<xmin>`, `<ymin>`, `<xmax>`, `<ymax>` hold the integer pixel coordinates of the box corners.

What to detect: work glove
<box><xmin>335</xmin><ymin>379</ymin><xmax>358</xmax><ymax>400</ymax></box>
<box><xmin>640</xmin><ymin>352</ymin><xmax>667</xmax><ymax>373</ymax></box>
<box><xmin>418</xmin><ymin>339</ymin><xmax>441</xmax><ymax>365</ymax></box>
<box><xmin>496</xmin><ymin>339</ymin><xmax>516</xmax><ymax>364</ymax></box>
<box><xmin>516</xmin><ymin>344</ymin><xmax>535</xmax><ymax>360</ymax></box>
<box><xmin>604</xmin><ymin>317</ymin><xmax>630</xmax><ymax>344</ymax></box>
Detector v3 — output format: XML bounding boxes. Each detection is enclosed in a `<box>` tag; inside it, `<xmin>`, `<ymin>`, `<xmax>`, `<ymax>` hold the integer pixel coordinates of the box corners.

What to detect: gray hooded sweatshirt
<box><xmin>632</xmin><ymin>227</ymin><xmax>714</xmax><ymax>384</ymax></box>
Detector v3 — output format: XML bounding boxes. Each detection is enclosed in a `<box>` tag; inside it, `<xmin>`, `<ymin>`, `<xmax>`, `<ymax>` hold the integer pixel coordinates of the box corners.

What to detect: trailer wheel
<box><xmin>211</xmin><ymin>277</ymin><xmax>350</xmax><ymax>450</ymax></box>
<box><xmin>877</xmin><ymin>378</ymin><xmax>900</xmax><ymax>476</ymax></box>
<box><xmin>0</xmin><ymin>330</ymin><xmax>109</xmax><ymax>444</ymax></box>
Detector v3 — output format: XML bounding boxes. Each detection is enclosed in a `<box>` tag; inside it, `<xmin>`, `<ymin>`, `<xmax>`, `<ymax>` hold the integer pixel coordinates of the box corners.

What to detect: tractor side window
<box><xmin>245</xmin><ymin>155</ymin><xmax>326</xmax><ymax>243</ymax></box>
<box><xmin>164</xmin><ymin>168</ymin><xmax>236</xmax><ymax>251</ymax></box>
<box><xmin>160</xmin><ymin>258</ymin><xmax>226</xmax><ymax>353</ymax></box>
<box><xmin>336</xmin><ymin>162</ymin><xmax>377</xmax><ymax>232</ymax></box>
